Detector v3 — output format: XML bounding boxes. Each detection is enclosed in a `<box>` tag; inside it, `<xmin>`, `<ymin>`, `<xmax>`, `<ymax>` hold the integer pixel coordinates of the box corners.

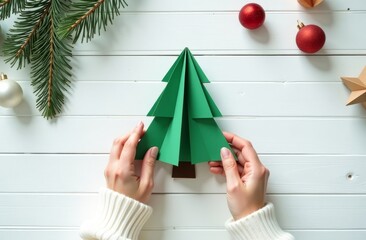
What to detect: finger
<box><xmin>119</xmin><ymin>122</ymin><xmax>144</xmax><ymax>165</ymax></box>
<box><xmin>241</xmin><ymin>144</ymin><xmax>261</xmax><ymax>168</ymax></box>
<box><xmin>223</xmin><ymin>132</ymin><xmax>247</xmax><ymax>150</ymax></box>
<box><xmin>208</xmin><ymin>161</ymin><xmax>222</xmax><ymax>167</ymax></box>
<box><xmin>209</xmin><ymin>165</ymin><xmax>224</xmax><ymax>175</ymax></box>
<box><xmin>208</xmin><ymin>162</ymin><xmax>244</xmax><ymax>176</ymax></box>
<box><xmin>109</xmin><ymin>133</ymin><xmax>130</xmax><ymax>162</ymax></box>
<box><xmin>222</xmin><ymin>133</ymin><xmax>250</xmax><ymax>171</ymax></box>
<box><xmin>237</xmin><ymin>163</ymin><xmax>244</xmax><ymax>176</ymax></box>
<box><xmin>140</xmin><ymin>146</ymin><xmax>158</xmax><ymax>191</ymax></box>
<box><xmin>223</xmin><ymin>132</ymin><xmax>261</xmax><ymax>166</ymax></box>
<box><xmin>236</xmin><ymin>150</ymin><xmax>247</xmax><ymax>167</ymax></box>
<box><xmin>223</xmin><ymin>132</ymin><xmax>251</xmax><ymax>165</ymax></box>
<box><xmin>220</xmin><ymin>147</ymin><xmax>241</xmax><ymax>186</ymax></box>
<box><xmin>208</xmin><ymin>161</ymin><xmax>224</xmax><ymax>175</ymax></box>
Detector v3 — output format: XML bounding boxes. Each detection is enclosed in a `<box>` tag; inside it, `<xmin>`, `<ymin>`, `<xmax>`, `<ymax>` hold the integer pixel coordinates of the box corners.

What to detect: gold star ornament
<box><xmin>341</xmin><ymin>67</ymin><xmax>366</xmax><ymax>109</ymax></box>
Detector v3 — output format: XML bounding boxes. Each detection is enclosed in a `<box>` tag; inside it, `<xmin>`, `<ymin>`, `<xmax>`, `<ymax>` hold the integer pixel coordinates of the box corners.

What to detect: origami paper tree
<box><xmin>341</xmin><ymin>66</ymin><xmax>366</xmax><ymax>109</ymax></box>
<box><xmin>136</xmin><ymin>48</ymin><xmax>233</xmax><ymax>178</ymax></box>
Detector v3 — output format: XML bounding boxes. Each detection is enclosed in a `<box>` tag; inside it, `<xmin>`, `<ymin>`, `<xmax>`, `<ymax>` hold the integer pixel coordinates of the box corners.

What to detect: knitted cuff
<box><xmin>225</xmin><ymin>203</ymin><xmax>294</xmax><ymax>240</ymax></box>
<box><xmin>80</xmin><ymin>188</ymin><xmax>152</xmax><ymax>240</ymax></box>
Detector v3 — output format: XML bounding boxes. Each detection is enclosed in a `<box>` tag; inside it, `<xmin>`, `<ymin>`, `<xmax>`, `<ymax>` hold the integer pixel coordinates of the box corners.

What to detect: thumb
<box><xmin>221</xmin><ymin>147</ymin><xmax>241</xmax><ymax>187</ymax></box>
<box><xmin>140</xmin><ymin>147</ymin><xmax>158</xmax><ymax>188</ymax></box>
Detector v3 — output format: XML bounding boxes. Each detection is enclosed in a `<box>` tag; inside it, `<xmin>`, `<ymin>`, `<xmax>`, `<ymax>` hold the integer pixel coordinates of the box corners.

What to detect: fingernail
<box><xmin>221</xmin><ymin>147</ymin><xmax>231</xmax><ymax>159</ymax></box>
<box><xmin>150</xmin><ymin>147</ymin><xmax>159</xmax><ymax>159</ymax></box>
<box><xmin>136</xmin><ymin>121</ymin><xmax>143</xmax><ymax>129</ymax></box>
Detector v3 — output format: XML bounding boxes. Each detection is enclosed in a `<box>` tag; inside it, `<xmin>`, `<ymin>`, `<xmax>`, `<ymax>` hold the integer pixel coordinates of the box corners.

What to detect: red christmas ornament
<box><xmin>239</xmin><ymin>3</ymin><xmax>265</xmax><ymax>30</ymax></box>
<box><xmin>296</xmin><ymin>21</ymin><xmax>326</xmax><ymax>53</ymax></box>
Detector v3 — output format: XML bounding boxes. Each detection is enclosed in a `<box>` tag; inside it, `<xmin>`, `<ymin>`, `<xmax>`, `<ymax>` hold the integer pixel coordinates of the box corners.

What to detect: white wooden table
<box><xmin>0</xmin><ymin>1</ymin><xmax>365</xmax><ymax>239</ymax></box>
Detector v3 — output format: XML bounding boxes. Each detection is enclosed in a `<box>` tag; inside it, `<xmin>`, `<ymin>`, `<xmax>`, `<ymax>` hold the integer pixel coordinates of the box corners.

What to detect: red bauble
<box><xmin>296</xmin><ymin>21</ymin><xmax>326</xmax><ymax>53</ymax></box>
<box><xmin>239</xmin><ymin>3</ymin><xmax>265</xmax><ymax>30</ymax></box>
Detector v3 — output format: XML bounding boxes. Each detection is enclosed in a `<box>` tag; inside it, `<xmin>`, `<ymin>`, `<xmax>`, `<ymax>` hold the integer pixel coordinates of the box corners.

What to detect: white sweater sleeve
<box><xmin>80</xmin><ymin>188</ymin><xmax>152</xmax><ymax>240</ymax></box>
<box><xmin>225</xmin><ymin>203</ymin><xmax>294</xmax><ymax>240</ymax></box>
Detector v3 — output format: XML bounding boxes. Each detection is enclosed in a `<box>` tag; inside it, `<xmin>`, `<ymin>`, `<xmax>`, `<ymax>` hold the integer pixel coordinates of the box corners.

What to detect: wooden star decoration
<box><xmin>298</xmin><ymin>0</ymin><xmax>324</xmax><ymax>8</ymax></box>
<box><xmin>341</xmin><ymin>67</ymin><xmax>366</xmax><ymax>109</ymax></box>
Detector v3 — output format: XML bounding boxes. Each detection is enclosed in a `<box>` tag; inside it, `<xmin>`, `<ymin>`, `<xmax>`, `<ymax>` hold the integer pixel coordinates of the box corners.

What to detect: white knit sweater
<box><xmin>80</xmin><ymin>188</ymin><xmax>294</xmax><ymax>240</ymax></box>
<box><xmin>225</xmin><ymin>203</ymin><xmax>294</xmax><ymax>240</ymax></box>
<box><xmin>80</xmin><ymin>188</ymin><xmax>152</xmax><ymax>240</ymax></box>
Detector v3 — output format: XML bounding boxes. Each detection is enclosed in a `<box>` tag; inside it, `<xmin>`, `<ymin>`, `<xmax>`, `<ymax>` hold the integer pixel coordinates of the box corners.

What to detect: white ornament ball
<box><xmin>0</xmin><ymin>75</ymin><xmax>23</xmax><ymax>108</ymax></box>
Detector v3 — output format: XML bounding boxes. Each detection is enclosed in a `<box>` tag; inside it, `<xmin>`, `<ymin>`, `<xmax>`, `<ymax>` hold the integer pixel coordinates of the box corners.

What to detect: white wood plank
<box><xmin>0</xmin><ymin>229</ymin><xmax>80</xmax><ymax>240</ymax></box>
<box><xmin>0</xmin><ymin>194</ymin><xmax>365</xmax><ymax>229</ymax></box>
<box><xmin>0</xmin><ymin>81</ymin><xmax>364</xmax><ymax>117</ymax></box>
<box><xmin>2</xmin><ymin>56</ymin><xmax>366</xmax><ymax>83</ymax></box>
<box><xmin>124</xmin><ymin>0</ymin><xmax>366</xmax><ymax>12</ymax></box>
<box><xmin>0</xmin><ymin>117</ymin><xmax>365</xmax><ymax>154</ymax></box>
<box><xmin>0</xmin><ymin>229</ymin><xmax>230</xmax><ymax>240</ymax></box>
<box><xmin>0</xmin><ymin>154</ymin><xmax>365</xmax><ymax>194</ymax></box>
<box><xmin>69</xmin><ymin>12</ymin><xmax>366</xmax><ymax>55</ymax></box>
<box><xmin>289</xmin><ymin>230</ymin><xmax>366</xmax><ymax>240</ymax></box>
<box><xmin>2</xmin><ymin>12</ymin><xmax>363</xmax><ymax>55</ymax></box>
<box><xmin>0</xmin><ymin>229</ymin><xmax>365</xmax><ymax>240</ymax></box>
<box><xmin>148</xmin><ymin>229</ymin><xmax>366</xmax><ymax>240</ymax></box>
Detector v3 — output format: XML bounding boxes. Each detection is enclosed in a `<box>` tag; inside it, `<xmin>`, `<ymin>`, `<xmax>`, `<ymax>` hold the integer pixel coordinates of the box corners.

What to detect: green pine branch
<box><xmin>31</xmin><ymin>0</ymin><xmax>73</xmax><ymax>118</ymax></box>
<box><xmin>3</xmin><ymin>1</ymin><xmax>50</xmax><ymax>69</ymax></box>
<box><xmin>3</xmin><ymin>0</ymin><xmax>73</xmax><ymax>119</ymax></box>
<box><xmin>0</xmin><ymin>0</ymin><xmax>26</xmax><ymax>20</ymax></box>
<box><xmin>57</xmin><ymin>0</ymin><xmax>128</xmax><ymax>43</ymax></box>
<box><xmin>1</xmin><ymin>0</ymin><xmax>129</xmax><ymax>119</ymax></box>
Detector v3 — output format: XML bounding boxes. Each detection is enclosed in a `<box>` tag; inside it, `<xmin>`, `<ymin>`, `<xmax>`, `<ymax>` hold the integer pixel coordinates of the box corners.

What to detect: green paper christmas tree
<box><xmin>136</xmin><ymin>48</ymin><xmax>232</xmax><ymax>178</ymax></box>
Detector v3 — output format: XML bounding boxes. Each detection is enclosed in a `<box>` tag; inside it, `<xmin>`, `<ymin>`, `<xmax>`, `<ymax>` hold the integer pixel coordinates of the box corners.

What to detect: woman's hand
<box><xmin>104</xmin><ymin>122</ymin><xmax>158</xmax><ymax>204</ymax></box>
<box><xmin>209</xmin><ymin>132</ymin><xmax>269</xmax><ymax>220</ymax></box>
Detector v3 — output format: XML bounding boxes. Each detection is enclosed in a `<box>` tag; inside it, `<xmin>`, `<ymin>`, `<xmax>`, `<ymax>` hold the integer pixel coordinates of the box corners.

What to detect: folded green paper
<box><xmin>136</xmin><ymin>48</ymin><xmax>233</xmax><ymax>167</ymax></box>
